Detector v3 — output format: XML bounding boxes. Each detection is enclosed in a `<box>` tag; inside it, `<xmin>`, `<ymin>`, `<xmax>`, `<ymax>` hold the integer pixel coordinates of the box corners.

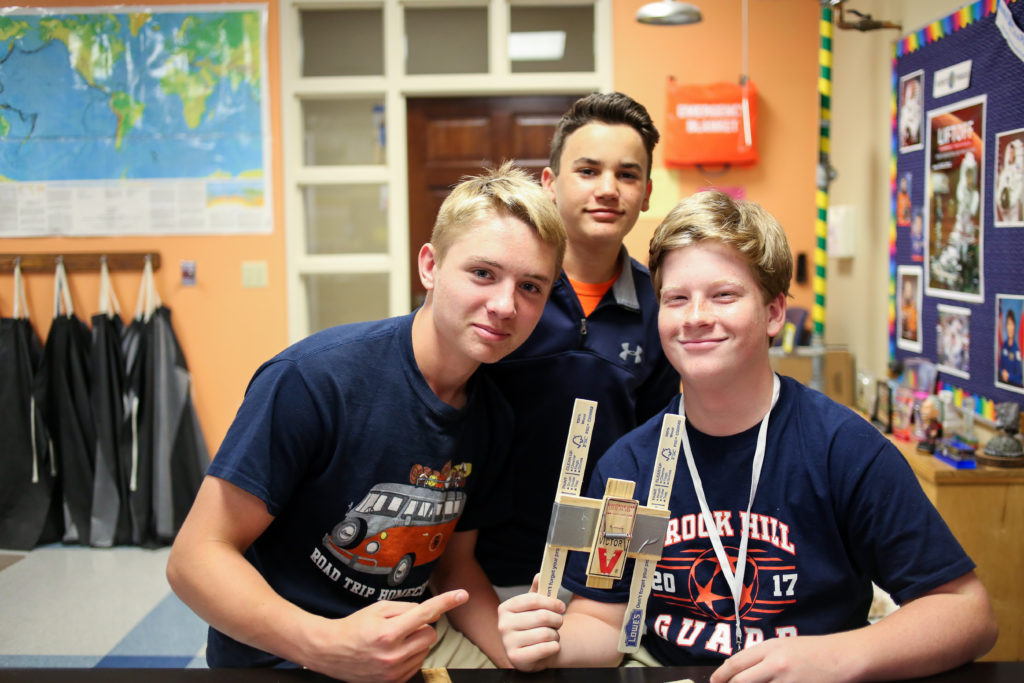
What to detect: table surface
<box><xmin>0</xmin><ymin>662</ymin><xmax>1021</xmax><ymax>683</ymax></box>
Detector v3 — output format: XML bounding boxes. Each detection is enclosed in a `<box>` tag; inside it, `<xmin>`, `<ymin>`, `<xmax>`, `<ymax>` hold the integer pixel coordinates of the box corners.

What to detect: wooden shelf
<box><xmin>891</xmin><ymin>439</ymin><xmax>1024</xmax><ymax>486</ymax></box>
<box><xmin>0</xmin><ymin>252</ymin><xmax>160</xmax><ymax>273</ymax></box>
<box><xmin>877</xmin><ymin>421</ymin><xmax>1023</xmax><ymax>661</ymax></box>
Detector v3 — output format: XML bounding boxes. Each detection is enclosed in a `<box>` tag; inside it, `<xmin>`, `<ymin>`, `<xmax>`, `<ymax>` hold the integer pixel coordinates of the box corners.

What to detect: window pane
<box><xmin>303</xmin><ymin>184</ymin><xmax>388</xmax><ymax>254</ymax></box>
<box><xmin>299</xmin><ymin>9</ymin><xmax>383</xmax><ymax>76</ymax></box>
<box><xmin>406</xmin><ymin>8</ymin><xmax>487</xmax><ymax>74</ymax></box>
<box><xmin>302</xmin><ymin>99</ymin><xmax>386</xmax><ymax>166</ymax></box>
<box><xmin>357</xmin><ymin>493</ymin><xmax>379</xmax><ymax>511</ymax></box>
<box><xmin>305</xmin><ymin>272</ymin><xmax>389</xmax><ymax>331</ymax></box>
<box><xmin>510</xmin><ymin>6</ymin><xmax>594</xmax><ymax>73</ymax></box>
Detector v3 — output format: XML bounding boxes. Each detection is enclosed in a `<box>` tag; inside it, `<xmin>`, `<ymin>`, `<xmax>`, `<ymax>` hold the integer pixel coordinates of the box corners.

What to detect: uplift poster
<box><xmin>925</xmin><ymin>95</ymin><xmax>986</xmax><ymax>303</ymax></box>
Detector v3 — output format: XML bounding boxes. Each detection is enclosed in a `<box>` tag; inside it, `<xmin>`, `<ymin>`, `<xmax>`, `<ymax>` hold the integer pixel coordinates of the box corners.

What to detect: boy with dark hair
<box><xmin>477</xmin><ymin>93</ymin><xmax>679</xmax><ymax>595</ymax></box>
<box><xmin>167</xmin><ymin>163</ymin><xmax>567</xmax><ymax>682</ymax></box>
<box><xmin>498</xmin><ymin>190</ymin><xmax>997</xmax><ymax>682</ymax></box>
<box><xmin>999</xmin><ymin>306</ymin><xmax>1022</xmax><ymax>386</ymax></box>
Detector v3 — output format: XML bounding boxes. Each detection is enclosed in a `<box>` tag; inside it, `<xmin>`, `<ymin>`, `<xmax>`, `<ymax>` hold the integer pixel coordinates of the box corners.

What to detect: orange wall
<box><xmin>614</xmin><ymin>0</ymin><xmax>821</xmax><ymax>313</ymax></box>
<box><xmin>0</xmin><ymin>0</ymin><xmax>288</xmax><ymax>456</ymax></box>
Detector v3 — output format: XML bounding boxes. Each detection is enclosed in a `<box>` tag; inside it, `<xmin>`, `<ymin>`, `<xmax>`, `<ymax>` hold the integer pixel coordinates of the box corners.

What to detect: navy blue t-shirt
<box><xmin>205</xmin><ymin>313</ymin><xmax>513</xmax><ymax>667</ymax></box>
<box><xmin>563</xmin><ymin>376</ymin><xmax>974</xmax><ymax>665</ymax></box>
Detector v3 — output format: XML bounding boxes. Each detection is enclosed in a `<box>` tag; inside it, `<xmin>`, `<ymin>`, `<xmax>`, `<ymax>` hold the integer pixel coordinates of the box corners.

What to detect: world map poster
<box><xmin>0</xmin><ymin>5</ymin><xmax>271</xmax><ymax>235</ymax></box>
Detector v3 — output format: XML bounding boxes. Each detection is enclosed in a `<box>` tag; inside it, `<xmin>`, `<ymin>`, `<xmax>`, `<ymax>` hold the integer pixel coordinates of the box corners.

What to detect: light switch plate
<box><xmin>241</xmin><ymin>260</ymin><xmax>268</xmax><ymax>288</ymax></box>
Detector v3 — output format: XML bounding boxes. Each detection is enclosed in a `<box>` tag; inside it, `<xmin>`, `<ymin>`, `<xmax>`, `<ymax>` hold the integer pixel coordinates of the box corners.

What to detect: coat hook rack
<box><xmin>0</xmin><ymin>252</ymin><xmax>161</xmax><ymax>273</ymax></box>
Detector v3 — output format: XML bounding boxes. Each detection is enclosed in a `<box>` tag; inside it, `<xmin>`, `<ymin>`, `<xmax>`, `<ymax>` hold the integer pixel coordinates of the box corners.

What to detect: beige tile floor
<box><xmin>0</xmin><ymin>545</ymin><xmax>207</xmax><ymax>668</ymax></box>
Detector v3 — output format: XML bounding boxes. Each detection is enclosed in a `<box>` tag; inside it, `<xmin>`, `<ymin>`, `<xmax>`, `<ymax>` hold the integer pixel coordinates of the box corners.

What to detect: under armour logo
<box><xmin>619</xmin><ymin>343</ymin><xmax>643</xmax><ymax>365</ymax></box>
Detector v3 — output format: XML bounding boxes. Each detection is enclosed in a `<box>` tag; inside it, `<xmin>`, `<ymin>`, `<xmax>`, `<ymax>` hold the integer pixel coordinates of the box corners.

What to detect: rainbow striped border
<box><xmin>888</xmin><ymin>53</ymin><xmax>897</xmax><ymax>362</ymax></box>
<box><xmin>894</xmin><ymin>0</ymin><xmax>1003</xmax><ymax>57</ymax></box>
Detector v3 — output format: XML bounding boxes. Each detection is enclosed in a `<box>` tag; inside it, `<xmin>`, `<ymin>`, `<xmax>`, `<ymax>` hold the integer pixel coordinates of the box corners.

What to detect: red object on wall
<box><xmin>663</xmin><ymin>78</ymin><xmax>758</xmax><ymax>168</ymax></box>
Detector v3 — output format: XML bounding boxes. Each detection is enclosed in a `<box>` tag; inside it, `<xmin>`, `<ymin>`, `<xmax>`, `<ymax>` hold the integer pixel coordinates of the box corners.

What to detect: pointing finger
<box><xmin>390</xmin><ymin>589</ymin><xmax>468</xmax><ymax>636</ymax></box>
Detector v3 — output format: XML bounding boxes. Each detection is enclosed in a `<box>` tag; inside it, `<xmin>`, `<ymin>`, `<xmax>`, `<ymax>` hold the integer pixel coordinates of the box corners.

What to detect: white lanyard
<box><xmin>679</xmin><ymin>373</ymin><xmax>780</xmax><ymax>653</ymax></box>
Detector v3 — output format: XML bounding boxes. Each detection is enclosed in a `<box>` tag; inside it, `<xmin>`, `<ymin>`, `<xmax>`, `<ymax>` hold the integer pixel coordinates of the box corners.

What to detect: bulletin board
<box><xmin>891</xmin><ymin>0</ymin><xmax>1024</xmax><ymax>420</ymax></box>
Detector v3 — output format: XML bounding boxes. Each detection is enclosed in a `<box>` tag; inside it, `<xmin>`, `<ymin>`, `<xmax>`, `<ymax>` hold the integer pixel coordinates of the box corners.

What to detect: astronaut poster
<box><xmin>936</xmin><ymin>304</ymin><xmax>971</xmax><ymax>379</ymax></box>
<box><xmin>995</xmin><ymin>294</ymin><xmax>1024</xmax><ymax>395</ymax></box>
<box><xmin>897</xmin><ymin>265</ymin><xmax>923</xmax><ymax>353</ymax></box>
<box><xmin>910</xmin><ymin>206</ymin><xmax>924</xmax><ymax>262</ymax></box>
<box><xmin>899</xmin><ymin>70</ymin><xmax>924</xmax><ymax>153</ymax></box>
<box><xmin>993</xmin><ymin>128</ymin><xmax>1024</xmax><ymax>226</ymax></box>
<box><xmin>925</xmin><ymin>95</ymin><xmax>985</xmax><ymax>303</ymax></box>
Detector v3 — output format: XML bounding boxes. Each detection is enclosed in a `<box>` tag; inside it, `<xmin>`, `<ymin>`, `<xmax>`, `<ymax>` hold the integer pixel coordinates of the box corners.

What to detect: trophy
<box><xmin>976</xmin><ymin>402</ymin><xmax>1024</xmax><ymax>467</ymax></box>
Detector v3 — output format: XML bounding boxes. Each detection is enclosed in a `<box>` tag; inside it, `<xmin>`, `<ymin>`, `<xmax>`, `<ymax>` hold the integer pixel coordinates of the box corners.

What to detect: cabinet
<box><xmin>886</xmin><ymin>436</ymin><xmax>1024</xmax><ymax>661</ymax></box>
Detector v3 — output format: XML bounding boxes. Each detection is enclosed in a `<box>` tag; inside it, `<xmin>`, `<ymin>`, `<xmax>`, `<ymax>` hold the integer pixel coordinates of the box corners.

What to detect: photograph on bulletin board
<box><xmin>911</xmin><ymin>206</ymin><xmax>925</xmax><ymax>261</ymax></box>
<box><xmin>994</xmin><ymin>127</ymin><xmax>1024</xmax><ymax>226</ymax></box>
<box><xmin>897</xmin><ymin>265</ymin><xmax>923</xmax><ymax>353</ymax></box>
<box><xmin>995</xmin><ymin>294</ymin><xmax>1024</xmax><ymax>395</ymax></box>
<box><xmin>899</xmin><ymin>70</ymin><xmax>924</xmax><ymax>153</ymax></box>
<box><xmin>925</xmin><ymin>94</ymin><xmax>986</xmax><ymax>303</ymax></box>
<box><xmin>936</xmin><ymin>304</ymin><xmax>971</xmax><ymax>379</ymax></box>
<box><xmin>897</xmin><ymin>172</ymin><xmax>913</xmax><ymax>227</ymax></box>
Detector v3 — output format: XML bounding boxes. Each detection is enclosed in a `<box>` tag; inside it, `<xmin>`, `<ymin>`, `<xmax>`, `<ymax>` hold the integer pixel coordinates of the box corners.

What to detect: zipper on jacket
<box><xmin>579</xmin><ymin>317</ymin><xmax>588</xmax><ymax>338</ymax></box>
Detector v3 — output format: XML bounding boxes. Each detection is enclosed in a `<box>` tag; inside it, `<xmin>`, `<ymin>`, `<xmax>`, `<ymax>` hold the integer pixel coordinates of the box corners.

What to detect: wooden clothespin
<box><xmin>538</xmin><ymin>399</ymin><xmax>683</xmax><ymax>652</ymax></box>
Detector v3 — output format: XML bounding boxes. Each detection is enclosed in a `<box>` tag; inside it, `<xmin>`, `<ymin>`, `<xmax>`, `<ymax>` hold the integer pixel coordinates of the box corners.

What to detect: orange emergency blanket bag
<box><xmin>663</xmin><ymin>78</ymin><xmax>758</xmax><ymax>168</ymax></box>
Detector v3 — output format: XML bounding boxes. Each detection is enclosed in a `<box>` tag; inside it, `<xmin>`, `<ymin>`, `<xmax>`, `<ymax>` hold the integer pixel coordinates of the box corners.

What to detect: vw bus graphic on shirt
<box><xmin>323</xmin><ymin>462</ymin><xmax>470</xmax><ymax>587</ymax></box>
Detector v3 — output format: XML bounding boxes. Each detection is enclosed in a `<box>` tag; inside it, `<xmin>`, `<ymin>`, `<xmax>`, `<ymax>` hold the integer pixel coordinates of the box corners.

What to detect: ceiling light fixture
<box><xmin>635</xmin><ymin>1</ymin><xmax>702</xmax><ymax>26</ymax></box>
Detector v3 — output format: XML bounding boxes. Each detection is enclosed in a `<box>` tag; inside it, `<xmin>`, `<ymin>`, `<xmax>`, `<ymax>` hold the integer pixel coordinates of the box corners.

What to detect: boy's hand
<box><xmin>710</xmin><ymin>635</ymin><xmax>846</xmax><ymax>683</ymax></box>
<box><xmin>497</xmin><ymin>575</ymin><xmax>567</xmax><ymax>671</ymax></box>
<box><xmin>308</xmin><ymin>589</ymin><xmax>468</xmax><ymax>683</ymax></box>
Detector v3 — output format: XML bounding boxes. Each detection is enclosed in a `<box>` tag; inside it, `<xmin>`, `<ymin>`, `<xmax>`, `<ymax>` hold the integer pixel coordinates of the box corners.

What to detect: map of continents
<box><xmin>0</xmin><ymin>9</ymin><xmax>265</xmax><ymax>191</ymax></box>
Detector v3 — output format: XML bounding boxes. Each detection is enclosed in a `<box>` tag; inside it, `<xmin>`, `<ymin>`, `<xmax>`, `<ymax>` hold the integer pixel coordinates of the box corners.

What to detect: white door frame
<box><xmin>280</xmin><ymin>0</ymin><xmax>613</xmax><ymax>341</ymax></box>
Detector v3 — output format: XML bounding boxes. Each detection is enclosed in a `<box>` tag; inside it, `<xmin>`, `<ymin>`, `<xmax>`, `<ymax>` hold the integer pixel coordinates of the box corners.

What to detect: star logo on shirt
<box><xmin>687</xmin><ymin>547</ymin><xmax>760</xmax><ymax>619</ymax></box>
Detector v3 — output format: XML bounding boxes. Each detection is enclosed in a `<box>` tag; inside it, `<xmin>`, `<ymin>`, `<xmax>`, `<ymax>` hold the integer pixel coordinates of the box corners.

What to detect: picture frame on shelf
<box><xmin>856</xmin><ymin>371</ymin><xmax>876</xmax><ymax>415</ymax></box>
<box><xmin>891</xmin><ymin>386</ymin><xmax>917</xmax><ymax>441</ymax></box>
<box><xmin>872</xmin><ymin>380</ymin><xmax>893</xmax><ymax>433</ymax></box>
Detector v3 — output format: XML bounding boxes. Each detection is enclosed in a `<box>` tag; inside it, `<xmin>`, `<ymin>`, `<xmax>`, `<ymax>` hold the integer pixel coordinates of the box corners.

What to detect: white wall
<box><xmin>828</xmin><ymin>0</ymin><xmax>974</xmax><ymax>379</ymax></box>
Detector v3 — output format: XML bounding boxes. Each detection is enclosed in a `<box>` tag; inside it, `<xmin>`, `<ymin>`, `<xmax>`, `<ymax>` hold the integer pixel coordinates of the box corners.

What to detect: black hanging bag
<box><xmin>37</xmin><ymin>260</ymin><xmax>96</xmax><ymax>544</ymax></box>
<box><xmin>0</xmin><ymin>262</ymin><xmax>56</xmax><ymax>550</ymax></box>
<box><xmin>88</xmin><ymin>260</ymin><xmax>131</xmax><ymax>546</ymax></box>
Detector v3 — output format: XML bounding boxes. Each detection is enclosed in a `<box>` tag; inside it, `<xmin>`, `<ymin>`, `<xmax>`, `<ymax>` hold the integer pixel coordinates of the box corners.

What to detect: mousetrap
<box><xmin>538</xmin><ymin>399</ymin><xmax>682</xmax><ymax>652</ymax></box>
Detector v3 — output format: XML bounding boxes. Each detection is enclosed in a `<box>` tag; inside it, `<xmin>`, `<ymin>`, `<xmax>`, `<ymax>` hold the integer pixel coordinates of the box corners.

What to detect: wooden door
<box><xmin>406</xmin><ymin>95</ymin><xmax>579</xmax><ymax>308</ymax></box>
